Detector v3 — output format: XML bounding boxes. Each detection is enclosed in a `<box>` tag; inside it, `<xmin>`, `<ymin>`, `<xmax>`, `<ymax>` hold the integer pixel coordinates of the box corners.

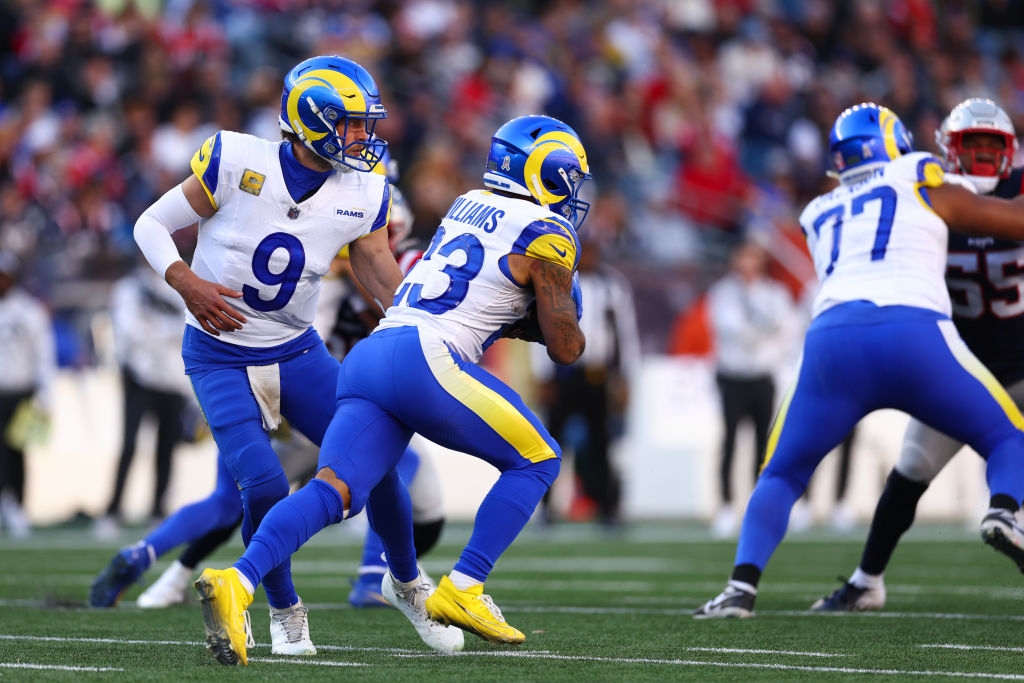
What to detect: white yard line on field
<box><xmin>0</xmin><ymin>634</ymin><xmax>420</xmax><ymax>654</ymax></box>
<box><xmin>920</xmin><ymin>644</ymin><xmax>1021</xmax><ymax>652</ymax></box>
<box><xmin>686</xmin><ymin>647</ymin><xmax>846</xmax><ymax>657</ymax></box>
<box><xmin>248</xmin><ymin>658</ymin><xmax>366</xmax><ymax>667</ymax></box>
<box><xmin>4</xmin><ymin>600</ymin><xmax>1024</xmax><ymax>624</ymax></box>
<box><xmin>1</xmin><ymin>633</ymin><xmax>1018</xmax><ymax>679</ymax></box>
<box><xmin>0</xmin><ymin>662</ymin><xmax>124</xmax><ymax>672</ymax></box>
<box><xmin>392</xmin><ymin>651</ymin><xmax>1024</xmax><ymax>679</ymax></box>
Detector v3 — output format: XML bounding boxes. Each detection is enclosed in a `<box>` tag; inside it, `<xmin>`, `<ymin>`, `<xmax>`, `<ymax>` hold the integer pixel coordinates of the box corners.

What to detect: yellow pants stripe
<box><xmin>760</xmin><ymin>357</ymin><xmax>801</xmax><ymax>474</ymax></box>
<box><xmin>422</xmin><ymin>338</ymin><xmax>555</xmax><ymax>463</ymax></box>
<box><xmin>938</xmin><ymin>320</ymin><xmax>1024</xmax><ymax>430</ymax></box>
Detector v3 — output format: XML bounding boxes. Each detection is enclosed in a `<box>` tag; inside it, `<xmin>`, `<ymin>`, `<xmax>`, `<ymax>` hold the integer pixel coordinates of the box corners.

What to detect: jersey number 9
<box><xmin>243</xmin><ymin>232</ymin><xmax>306</xmax><ymax>312</ymax></box>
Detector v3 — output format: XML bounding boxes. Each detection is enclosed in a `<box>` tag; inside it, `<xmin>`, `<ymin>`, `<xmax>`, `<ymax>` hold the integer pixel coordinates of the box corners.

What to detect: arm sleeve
<box><xmin>133</xmin><ymin>183</ymin><xmax>203</xmax><ymax>278</ymax></box>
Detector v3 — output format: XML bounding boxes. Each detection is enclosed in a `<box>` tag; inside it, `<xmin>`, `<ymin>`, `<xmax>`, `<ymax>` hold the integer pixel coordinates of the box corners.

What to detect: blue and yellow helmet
<box><xmin>483</xmin><ymin>115</ymin><xmax>592</xmax><ymax>229</ymax></box>
<box><xmin>279</xmin><ymin>55</ymin><xmax>387</xmax><ymax>173</ymax></box>
<box><xmin>829</xmin><ymin>103</ymin><xmax>913</xmax><ymax>183</ymax></box>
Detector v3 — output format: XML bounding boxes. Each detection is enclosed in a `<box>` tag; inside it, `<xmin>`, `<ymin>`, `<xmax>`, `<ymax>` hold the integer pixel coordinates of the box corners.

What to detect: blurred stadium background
<box><xmin>1</xmin><ymin>0</ymin><xmax>1021</xmax><ymax>531</ymax></box>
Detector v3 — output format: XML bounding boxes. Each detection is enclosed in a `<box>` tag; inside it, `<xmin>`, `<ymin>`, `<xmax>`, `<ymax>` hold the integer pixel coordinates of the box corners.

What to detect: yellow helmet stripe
<box><xmin>534</xmin><ymin>130</ymin><xmax>589</xmax><ymax>172</ymax></box>
<box><xmin>286</xmin><ymin>70</ymin><xmax>369</xmax><ymax>144</ymax></box>
<box><xmin>878</xmin><ymin>108</ymin><xmax>900</xmax><ymax>160</ymax></box>
<box><xmin>287</xmin><ymin>78</ymin><xmax>329</xmax><ymax>142</ymax></box>
<box><xmin>300</xmin><ymin>69</ymin><xmax>367</xmax><ymax>112</ymax></box>
<box><xmin>523</xmin><ymin>141</ymin><xmax>573</xmax><ymax>206</ymax></box>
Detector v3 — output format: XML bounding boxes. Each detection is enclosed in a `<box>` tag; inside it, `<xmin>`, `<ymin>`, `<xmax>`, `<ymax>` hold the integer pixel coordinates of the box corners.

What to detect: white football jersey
<box><xmin>378</xmin><ymin>189</ymin><xmax>580</xmax><ymax>363</ymax></box>
<box><xmin>799</xmin><ymin>151</ymin><xmax>951</xmax><ymax>319</ymax></box>
<box><xmin>188</xmin><ymin>131</ymin><xmax>390</xmax><ymax>347</ymax></box>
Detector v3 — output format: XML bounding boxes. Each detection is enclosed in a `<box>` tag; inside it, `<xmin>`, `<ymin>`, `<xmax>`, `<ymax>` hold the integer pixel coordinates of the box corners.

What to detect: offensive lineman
<box><xmin>814</xmin><ymin>98</ymin><xmax>1024</xmax><ymax>611</ymax></box>
<box><xmin>193</xmin><ymin>114</ymin><xmax>590</xmax><ymax>666</ymax></box>
<box><xmin>131</xmin><ymin>55</ymin><xmax>421</xmax><ymax>657</ymax></box>
<box><xmin>695</xmin><ymin>102</ymin><xmax>1024</xmax><ymax>618</ymax></box>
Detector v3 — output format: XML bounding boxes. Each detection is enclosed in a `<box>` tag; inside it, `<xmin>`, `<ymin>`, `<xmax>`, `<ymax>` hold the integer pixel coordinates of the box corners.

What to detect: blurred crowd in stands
<box><xmin>2</xmin><ymin>0</ymin><xmax>1024</xmax><ymax>359</ymax></box>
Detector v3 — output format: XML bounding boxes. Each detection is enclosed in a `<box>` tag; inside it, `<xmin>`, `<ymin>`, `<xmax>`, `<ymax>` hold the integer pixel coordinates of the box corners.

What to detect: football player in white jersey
<box><xmin>814</xmin><ymin>98</ymin><xmax>1024</xmax><ymax>611</ymax></box>
<box><xmin>696</xmin><ymin>102</ymin><xmax>1024</xmax><ymax>618</ymax></box>
<box><xmin>193</xmin><ymin>114</ymin><xmax>589</xmax><ymax>665</ymax></box>
<box><xmin>131</xmin><ymin>55</ymin><xmax>408</xmax><ymax>662</ymax></box>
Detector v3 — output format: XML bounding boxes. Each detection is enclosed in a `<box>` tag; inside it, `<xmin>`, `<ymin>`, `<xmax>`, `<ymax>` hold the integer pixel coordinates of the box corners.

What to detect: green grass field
<box><xmin>1</xmin><ymin>520</ymin><xmax>1022</xmax><ymax>680</ymax></box>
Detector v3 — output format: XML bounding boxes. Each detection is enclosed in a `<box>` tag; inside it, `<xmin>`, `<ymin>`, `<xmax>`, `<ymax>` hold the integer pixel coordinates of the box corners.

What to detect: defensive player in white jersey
<box><xmin>696</xmin><ymin>103</ymin><xmax>1024</xmax><ymax>618</ymax></box>
<box><xmin>131</xmin><ymin>55</ymin><xmax>408</xmax><ymax>660</ymax></box>
<box><xmin>814</xmin><ymin>98</ymin><xmax>1024</xmax><ymax>611</ymax></box>
<box><xmin>193</xmin><ymin>114</ymin><xmax>589</xmax><ymax>665</ymax></box>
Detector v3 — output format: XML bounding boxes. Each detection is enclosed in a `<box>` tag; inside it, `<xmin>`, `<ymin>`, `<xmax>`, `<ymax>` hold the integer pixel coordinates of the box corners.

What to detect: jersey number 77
<box><xmin>811</xmin><ymin>186</ymin><xmax>897</xmax><ymax>276</ymax></box>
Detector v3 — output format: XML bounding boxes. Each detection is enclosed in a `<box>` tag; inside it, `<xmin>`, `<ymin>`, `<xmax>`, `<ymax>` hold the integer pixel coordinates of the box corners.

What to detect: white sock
<box><xmin>727</xmin><ymin>579</ymin><xmax>757</xmax><ymax>595</ymax></box>
<box><xmin>232</xmin><ymin>568</ymin><xmax>255</xmax><ymax>595</ymax></box>
<box><xmin>448</xmin><ymin>570</ymin><xmax>482</xmax><ymax>591</ymax></box>
<box><xmin>850</xmin><ymin>567</ymin><xmax>882</xmax><ymax>589</ymax></box>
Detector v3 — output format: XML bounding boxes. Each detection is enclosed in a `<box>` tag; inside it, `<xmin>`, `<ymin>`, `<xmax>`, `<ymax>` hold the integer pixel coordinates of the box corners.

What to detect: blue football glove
<box><xmin>571</xmin><ymin>271</ymin><xmax>583</xmax><ymax>321</ymax></box>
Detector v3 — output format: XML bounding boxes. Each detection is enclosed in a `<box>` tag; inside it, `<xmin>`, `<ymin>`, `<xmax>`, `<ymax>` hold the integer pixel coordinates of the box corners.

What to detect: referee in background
<box><xmin>533</xmin><ymin>235</ymin><xmax>641</xmax><ymax>527</ymax></box>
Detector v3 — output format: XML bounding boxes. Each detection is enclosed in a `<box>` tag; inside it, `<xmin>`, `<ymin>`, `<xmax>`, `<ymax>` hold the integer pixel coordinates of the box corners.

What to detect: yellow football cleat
<box><xmin>424</xmin><ymin>575</ymin><xmax>525</xmax><ymax>644</ymax></box>
<box><xmin>194</xmin><ymin>568</ymin><xmax>255</xmax><ymax>666</ymax></box>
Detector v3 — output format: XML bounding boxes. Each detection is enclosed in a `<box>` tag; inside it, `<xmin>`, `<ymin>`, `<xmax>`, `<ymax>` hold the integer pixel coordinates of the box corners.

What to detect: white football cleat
<box><xmin>137</xmin><ymin>560</ymin><xmax>192</xmax><ymax>608</ymax></box>
<box><xmin>980</xmin><ymin>508</ymin><xmax>1024</xmax><ymax>574</ymax></box>
<box><xmin>269</xmin><ymin>598</ymin><xmax>317</xmax><ymax>656</ymax></box>
<box><xmin>381</xmin><ymin>570</ymin><xmax>464</xmax><ymax>653</ymax></box>
<box><xmin>417</xmin><ymin>563</ymin><xmax>435</xmax><ymax>591</ymax></box>
<box><xmin>694</xmin><ymin>581</ymin><xmax>756</xmax><ymax>619</ymax></box>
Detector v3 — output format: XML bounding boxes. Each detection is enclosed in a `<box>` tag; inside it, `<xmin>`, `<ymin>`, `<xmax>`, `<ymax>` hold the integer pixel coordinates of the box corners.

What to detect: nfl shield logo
<box><xmin>287</xmin><ymin>206</ymin><xmax>300</xmax><ymax>220</ymax></box>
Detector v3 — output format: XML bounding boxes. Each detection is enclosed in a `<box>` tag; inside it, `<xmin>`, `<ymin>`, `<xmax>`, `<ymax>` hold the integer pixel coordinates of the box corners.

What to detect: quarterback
<box><xmin>696</xmin><ymin>103</ymin><xmax>1024</xmax><ymax>618</ymax></box>
<box><xmin>88</xmin><ymin>159</ymin><xmax>445</xmax><ymax>615</ymax></box>
<box><xmin>193</xmin><ymin>114</ymin><xmax>590</xmax><ymax>665</ymax></box>
<box><xmin>130</xmin><ymin>55</ymin><xmax>412</xmax><ymax>659</ymax></box>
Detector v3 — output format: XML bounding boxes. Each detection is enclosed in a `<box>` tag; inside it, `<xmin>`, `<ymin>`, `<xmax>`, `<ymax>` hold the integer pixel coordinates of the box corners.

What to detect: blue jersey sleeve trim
<box><xmin>511</xmin><ymin>217</ymin><xmax>579</xmax><ymax>269</ymax></box>
<box><xmin>370</xmin><ymin>179</ymin><xmax>391</xmax><ymax>233</ymax></box>
<box><xmin>914</xmin><ymin>156</ymin><xmax>944</xmax><ymax>210</ymax></box>
<box><xmin>545</xmin><ymin>215</ymin><xmax>581</xmax><ymax>269</ymax></box>
<box><xmin>498</xmin><ymin>254</ymin><xmax>527</xmax><ymax>287</ymax></box>
<box><xmin>190</xmin><ymin>132</ymin><xmax>223</xmax><ymax>209</ymax></box>
<box><xmin>915</xmin><ymin>156</ymin><xmax>943</xmax><ymax>184</ymax></box>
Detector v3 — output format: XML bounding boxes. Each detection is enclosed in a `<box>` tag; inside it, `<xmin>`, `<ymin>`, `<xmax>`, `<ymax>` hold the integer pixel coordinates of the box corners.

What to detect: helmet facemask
<box><xmin>936</xmin><ymin>98</ymin><xmax>1018</xmax><ymax>194</ymax></box>
<box><xmin>548</xmin><ymin>163</ymin><xmax>592</xmax><ymax>230</ymax></box>
<box><xmin>287</xmin><ymin>86</ymin><xmax>387</xmax><ymax>173</ymax></box>
<box><xmin>942</xmin><ymin>130</ymin><xmax>1015</xmax><ymax>194</ymax></box>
